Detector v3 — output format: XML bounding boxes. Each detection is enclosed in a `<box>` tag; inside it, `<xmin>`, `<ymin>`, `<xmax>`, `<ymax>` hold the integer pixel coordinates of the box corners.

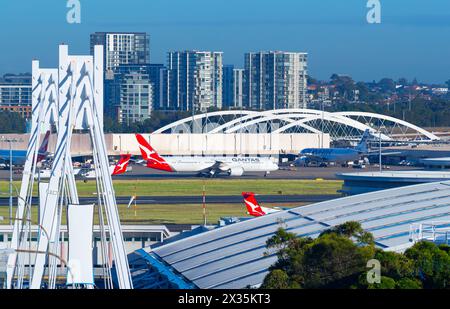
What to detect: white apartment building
<box><xmin>244</xmin><ymin>51</ymin><xmax>308</xmax><ymax>110</ymax></box>
<box><xmin>167</xmin><ymin>51</ymin><xmax>223</xmax><ymax>112</ymax></box>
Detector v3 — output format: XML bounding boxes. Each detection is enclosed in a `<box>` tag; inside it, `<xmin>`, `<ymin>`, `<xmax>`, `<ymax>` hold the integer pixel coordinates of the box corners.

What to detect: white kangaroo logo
<box><xmin>245</xmin><ymin>199</ymin><xmax>264</xmax><ymax>215</ymax></box>
<box><xmin>115</xmin><ymin>159</ymin><xmax>129</xmax><ymax>172</ymax></box>
<box><xmin>245</xmin><ymin>200</ymin><xmax>258</xmax><ymax>211</ymax></box>
<box><xmin>138</xmin><ymin>144</ymin><xmax>156</xmax><ymax>160</ymax></box>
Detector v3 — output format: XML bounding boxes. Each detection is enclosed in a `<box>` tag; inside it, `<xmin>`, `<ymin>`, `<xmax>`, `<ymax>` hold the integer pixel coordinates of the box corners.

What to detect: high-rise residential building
<box><xmin>244</xmin><ymin>51</ymin><xmax>307</xmax><ymax>110</ymax></box>
<box><xmin>147</xmin><ymin>64</ymin><xmax>170</xmax><ymax>111</ymax></box>
<box><xmin>167</xmin><ymin>51</ymin><xmax>223</xmax><ymax>112</ymax></box>
<box><xmin>0</xmin><ymin>73</ymin><xmax>32</xmax><ymax>118</ymax></box>
<box><xmin>91</xmin><ymin>32</ymin><xmax>151</xmax><ymax>123</ymax></box>
<box><xmin>106</xmin><ymin>65</ymin><xmax>153</xmax><ymax>125</ymax></box>
<box><xmin>233</xmin><ymin>69</ymin><xmax>245</xmax><ymax>108</ymax></box>
<box><xmin>222</xmin><ymin>66</ymin><xmax>245</xmax><ymax>109</ymax></box>
<box><xmin>222</xmin><ymin>65</ymin><xmax>234</xmax><ymax>108</ymax></box>
<box><xmin>90</xmin><ymin>32</ymin><xmax>150</xmax><ymax>73</ymax></box>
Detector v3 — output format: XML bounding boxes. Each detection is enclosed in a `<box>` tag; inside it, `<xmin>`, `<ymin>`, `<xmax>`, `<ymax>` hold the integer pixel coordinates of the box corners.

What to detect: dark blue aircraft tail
<box><xmin>355</xmin><ymin>129</ymin><xmax>371</xmax><ymax>153</ymax></box>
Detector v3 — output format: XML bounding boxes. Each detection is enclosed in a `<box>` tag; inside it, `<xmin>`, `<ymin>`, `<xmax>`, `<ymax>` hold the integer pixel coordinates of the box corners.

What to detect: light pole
<box><xmin>379</xmin><ymin>130</ymin><xmax>382</xmax><ymax>172</ymax></box>
<box><xmin>9</xmin><ymin>140</ymin><xmax>12</xmax><ymax>226</ymax></box>
<box><xmin>0</xmin><ymin>137</ymin><xmax>18</xmax><ymax>226</ymax></box>
<box><xmin>321</xmin><ymin>101</ymin><xmax>324</xmax><ymax>148</ymax></box>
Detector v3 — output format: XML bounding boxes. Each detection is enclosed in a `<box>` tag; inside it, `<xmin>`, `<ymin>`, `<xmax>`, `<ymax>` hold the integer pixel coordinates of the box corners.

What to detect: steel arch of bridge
<box><xmin>222</xmin><ymin>114</ymin><xmax>322</xmax><ymax>134</ymax></box>
<box><xmin>153</xmin><ymin>110</ymin><xmax>258</xmax><ymax>134</ymax></box>
<box><xmin>334</xmin><ymin>111</ymin><xmax>439</xmax><ymax>141</ymax></box>
<box><xmin>152</xmin><ymin>109</ymin><xmax>439</xmax><ymax>141</ymax></box>
<box><xmin>209</xmin><ymin>109</ymin><xmax>321</xmax><ymax>133</ymax></box>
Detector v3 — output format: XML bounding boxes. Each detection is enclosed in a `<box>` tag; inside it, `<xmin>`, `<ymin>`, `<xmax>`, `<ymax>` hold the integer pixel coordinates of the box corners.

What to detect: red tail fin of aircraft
<box><xmin>37</xmin><ymin>130</ymin><xmax>51</xmax><ymax>163</ymax></box>
<box><xmin>242</xmin><ymin>192</ymin><xmax>266</xmax><ymax>217</ymax></box>
<box><xmin>112</xmin><ymin>154</ymin><xmax>131</xmax><ymax>175</ymax></box>
<box><xmin>135</xmin><ymin>134</ymin><xmax>173</xmax><ymax>172</ymax></box>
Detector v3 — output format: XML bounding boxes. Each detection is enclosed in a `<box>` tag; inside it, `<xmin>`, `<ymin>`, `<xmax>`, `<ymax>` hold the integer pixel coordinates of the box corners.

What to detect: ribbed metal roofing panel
<box><xmin>142</xmin><ymin>181</ymin><xmax>450</xmax><ymax>289</ymax></box>
<box><xmin>213</xmin><ymin>270</ymin><xmax>269</xmax><ymax>289</ymax></box>
<box><xmin>154</xmin><ymin>211</ymin><xmax>295</xmax><ymax>258</ymax></box>
<box><xmin>195</xmin><ymin>255</ymin><xmax>278</xmax><ymax>289</ymax></box>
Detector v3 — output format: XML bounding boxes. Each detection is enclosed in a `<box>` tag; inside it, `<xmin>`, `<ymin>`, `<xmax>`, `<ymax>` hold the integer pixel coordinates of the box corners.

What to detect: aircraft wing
<box><xmin>262</xmin><ymin>206</ymin><xmax>281</xmax><ymax>214</ymax></box>
<box><xmin>130</xmin><ymin>158</ymin><xmax>146</xmax><ymax>165</ymax></box>
<box><xmin>197</xmin><ymin>160</ymin><xmax>231</xmax><ymax>176</ymax></box>
<box><xmin>367</xmin><ymin>151</ymin><xmax>403</xmax><ymax>156</ymax></box>
<box><xmin>273</xmin><ymin>206</ymin><xmax>291</xmax><ymax>211</ymax></box>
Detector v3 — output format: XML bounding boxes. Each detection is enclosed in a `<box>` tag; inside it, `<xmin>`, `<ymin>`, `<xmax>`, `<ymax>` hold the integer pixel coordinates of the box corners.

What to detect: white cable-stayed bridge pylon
<box><xmin>29</xmin><ymin>45</ymin><xmax>132</xmax><ymax>289</ymax></box>
<box><xmin>8</xmin><ymin>45</ymin><xmax>132</xmax><ymax>289</ymax></box>
<box><xmin>6</xmin><ymin>62</ymin><xmax>59</xmax><ymax>289</ymax></box>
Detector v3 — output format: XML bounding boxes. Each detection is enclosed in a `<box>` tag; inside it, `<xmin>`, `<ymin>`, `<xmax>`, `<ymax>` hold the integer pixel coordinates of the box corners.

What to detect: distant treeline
<box><xmin>109</xmin><ymin>98</ymin><xmax>450</xmax><ymax>134</ymax></box>
<box><xmin>104</xmin><ymin>110</ymin><xmax>193</xmax><ymax>133</ymax></box>
<box><xmin>320</xmin><ymin>98</ymin><xmax>450</xmax><ymax>128</ymax></box>
<box><xmin>1</xmin><ymin>99</ymin><xmax>449</xmax><ymax>134</ymax></box>
<box><xmin>0</xmin><ymin>111</ymin><xmax>27</xmax><ymax>133</ymax></box>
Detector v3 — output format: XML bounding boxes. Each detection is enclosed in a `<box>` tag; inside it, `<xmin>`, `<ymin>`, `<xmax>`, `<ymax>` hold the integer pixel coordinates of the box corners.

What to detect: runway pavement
<box><xmin>113</xmin><ymin>165</ymin><xmax>395</xmax><ymax>180</ymax></box>
<box><xmin>0</xmin><ymin>194</ymin><xmax>340</xmax><ymax>206</ymax></box>
<box><xmin>0</xmin><ymin>164</ymin><xmax>418</xmax><ymax>181</ymax></box>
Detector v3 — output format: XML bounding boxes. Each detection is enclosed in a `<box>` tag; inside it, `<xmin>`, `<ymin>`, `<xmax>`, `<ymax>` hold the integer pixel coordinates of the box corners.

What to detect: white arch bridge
<box><xmin>153</xmin><ymin>109</ymin><xmax>439</xmax><ymax>142</ymax></box>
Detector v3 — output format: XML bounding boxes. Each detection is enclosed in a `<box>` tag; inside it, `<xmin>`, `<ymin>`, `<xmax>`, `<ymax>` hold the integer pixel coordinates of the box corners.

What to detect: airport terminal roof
<box><xmin>420</xmin><ymin>157</ymin><xmax>450</xmax><ymax>167</ymax></box>
<box><xmin>132</xmin><ymin>181</ymin><xmax>450</xmax><ymax>289</ymax></box>
<box><xmin>337</xmin><ymin>170</ymin><xmax>450</xmax><ymax>182</ymax></box>
<box><xmin>336</xmin><ymin>170</ymin><xmax>450</xmax><ymax>195</ymax></box>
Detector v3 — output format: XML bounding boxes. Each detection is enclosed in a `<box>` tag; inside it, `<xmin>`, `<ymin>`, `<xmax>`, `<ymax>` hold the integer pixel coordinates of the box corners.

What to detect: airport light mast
<box><xmin>0</xmin><ymin>136</ymin><xmax>19</xmax><ymax>226</ymax></box>
<box><xmin>379</xmin><ymin>131</ymin><xmax>382</xmax><ymax>172</ymax></box>
<box><xmin>379</xmin><ymin>125</ymin><xmax>386</xmax><ymax>172</ymax></box>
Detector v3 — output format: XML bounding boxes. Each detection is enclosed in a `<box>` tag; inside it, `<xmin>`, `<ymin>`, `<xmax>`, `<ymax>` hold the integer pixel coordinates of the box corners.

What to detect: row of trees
<box><xmin>104</xmin><ymin>110</ymin><xmax>193</xmax><ymax>133</ymax></box>
<box><xmin>261</xmin><ymin>222</ymin><xmax>450</xmax><ymax>289</ymax></box>
<box><xmin>326</xmin><ymin>74</ymin><xmax>426</xmax><ymax>103</ymax></box>
<box><xmin>323</xmin><ymin>98</ymin><xmax>450</xmax><ymax>128</ymax></box>
<box><xmin>110</xmin><ymin>97</ymin><xmax>450</xmax><ymax>132</ymax></box>
<box><xmin>0</xmin><ymin>110</ymin><xmax>192</xmax><ymax>134</ymax></box>
<box><xmin>1</xmin><ymin>97</ymin><xmax>449</xmax><ymax>134</ymax></box>
<box><xmin>0</xmin><ymin>111</ymin><xmax>26</xmax><ymax>133</ymax></box>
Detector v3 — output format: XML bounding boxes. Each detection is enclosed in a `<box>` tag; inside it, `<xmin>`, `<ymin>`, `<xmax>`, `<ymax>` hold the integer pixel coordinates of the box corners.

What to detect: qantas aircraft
<box><xmin>36</xmin><ymin>154</ymin><xmax>132</xmax><ymax>179</ymax></box>
<box><xmin>242</xmin><ymin>192</ymin><xmax>281</xmax><ymax>217</ymax></box>
<box><xmin>111</xmin><ymin>154</ymin><xmax>132</xmax><ymax>175</ymax></box>
<box><xmin>135</xmin><ymin>134</ymin><xmax>279</xmax><ymax>177</ymax></box>
<box><xmin>0</xmin><ymin>130</ymin><xmax>51</xmax><ymax>166</ymax></box>
<box><xmin>82</xmin><ymin>154</ymin><xmax>132</xmax><ymax>178</ymax></box>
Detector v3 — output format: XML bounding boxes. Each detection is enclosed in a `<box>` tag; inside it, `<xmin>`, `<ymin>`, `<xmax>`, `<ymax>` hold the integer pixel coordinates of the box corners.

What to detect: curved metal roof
<box><xmin>134</xmin><ymin>181</ymin><xmax>450</xmax><ymax>289</ymax></box>
<box><xmin>153</xmin><ymin>109</ymin><xmax>439</xmax><ymax>141</ymax></box>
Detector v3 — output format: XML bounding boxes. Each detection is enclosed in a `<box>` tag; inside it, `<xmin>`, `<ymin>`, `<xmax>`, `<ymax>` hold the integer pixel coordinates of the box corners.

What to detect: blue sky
<box><xmin>1</xmin><ymin>0</ymin><xmax>450</xmax><ymax>83</ymax></box>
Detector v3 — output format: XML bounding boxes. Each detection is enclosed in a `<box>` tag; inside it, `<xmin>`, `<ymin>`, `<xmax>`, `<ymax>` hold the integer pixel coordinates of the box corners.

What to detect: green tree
<box><xmin>262</xmin><ymin>222</ymin><xmax>450</xmax><ymax>289</ymax></box>
<box><xmin>405</xmin><ymin>241</ymin><xmax>450</xmax><ymax>289</ymax></box>
<box><xmin>396</xmin><ymin>278</ymin><xmax>422</xmax><ymax>289</ymax></box>
<box><xmin>319</xmin><ymin>221</ymin><xmax>375</xmax><ymax>246</ymax></box>
<box><xmin>368</xmin><ymin>276</ymin><xmax>396</xmax><ymax>289</ymax></box>
<box><xmin>299</xmin><ymin>233</ymin><xmax>372</xmax><ymax>288</ymax></box>
<box><xmin>0</xmin><ymin>111</ymin><xmax>26</xmax><ymax>133</ymax></box>
<box><xmin>378</xmin><ymin>78</ymin><xmax>396</xmax><ymax>93</ymax></box>
<box><xmin>263</xmin><ymin>222</ymin><xmax>375</xmax><ymax>289</ymax></box>
<box><xmin>398</xmin><ymin>78</ymin><xmax>408</xmax><ymax>86</ymax></box>
<box><xmin>261</xmin><ymin>269</ymin><xmax>290</xmax><ymax>289</ymax></box>
<box><xmin>374</xmin><ymin>250</ymin><xmax>415</xmax><ymax>280</ymax></box>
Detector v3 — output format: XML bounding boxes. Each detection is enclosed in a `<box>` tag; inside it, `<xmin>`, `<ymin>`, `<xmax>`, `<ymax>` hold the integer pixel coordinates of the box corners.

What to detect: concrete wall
<box><xmin>113</xmin><ymin>133</ymin><xmax>329</xmax><ymax>156</ymax></box>
<box><xmin>0</xmin><ymin>133</ymin><xmax>330</xmax><ymax>157</ymax></box>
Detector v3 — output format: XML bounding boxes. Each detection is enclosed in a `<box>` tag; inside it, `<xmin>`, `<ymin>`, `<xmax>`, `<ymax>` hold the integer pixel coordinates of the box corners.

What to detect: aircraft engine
<box><xmin>227</xmin><ymin>167</ymin><xmax>244</xmax><ymax>176</ymax></box>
